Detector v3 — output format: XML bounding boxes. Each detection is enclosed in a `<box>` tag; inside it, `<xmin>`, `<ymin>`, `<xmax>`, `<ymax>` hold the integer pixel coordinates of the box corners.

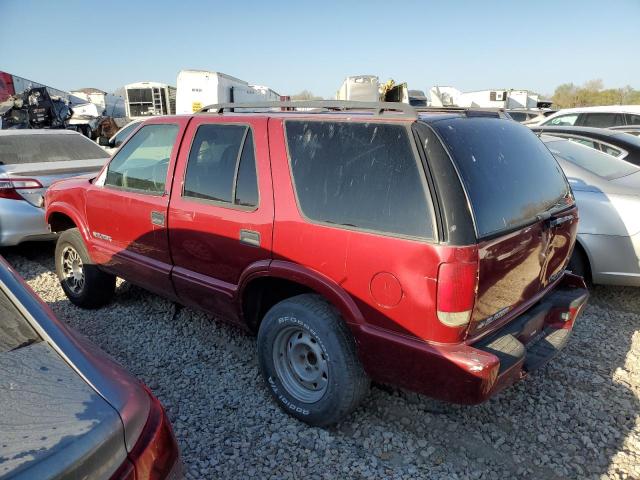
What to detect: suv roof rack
<box><xmin>197</xmin><ymin>101</ymin><xmax>508</xmax><ymax>119</ymax></box>
<box><xmin>198</xmin><ymin>100</ymin><xmax>418</xmax><ymax>118</ymax></box>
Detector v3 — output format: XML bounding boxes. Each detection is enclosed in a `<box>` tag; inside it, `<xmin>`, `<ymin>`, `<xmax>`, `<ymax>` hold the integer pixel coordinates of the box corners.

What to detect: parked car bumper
<box><xmin>352</xmin><ymin>273</ymin><xmax>589</xmax><ymax>404</ymax></box>
<box><xmin>580</xmin><ymin>232</ymin><xmax>640</xmax><ymax>286</ymax></box>
<box><xmin>0</xmin><ymin>198</ymin><xmax>56</xmax><ymax>246</ymax></box>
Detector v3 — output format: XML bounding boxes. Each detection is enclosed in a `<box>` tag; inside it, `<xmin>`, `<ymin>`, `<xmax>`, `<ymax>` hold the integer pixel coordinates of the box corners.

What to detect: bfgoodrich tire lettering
<box><xmin>257</xmin><ymin>294</ymin><xmax>370</xmax><ymax>426</ymax></box>
<box><xmin>55</xmin><ymin>228</ymin><xmax>116</xmax><ymax>309</ymax></box>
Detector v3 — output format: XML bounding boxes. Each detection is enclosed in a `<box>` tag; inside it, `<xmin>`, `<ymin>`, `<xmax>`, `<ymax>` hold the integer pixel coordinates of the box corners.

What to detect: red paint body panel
<box><xmin>44</xmin><ymin>111</ymin><xmax>587</xmax><ymax>406</ymax></box>
<box><xmin>168</xmin><ymin>116</ymin><xmax>274</xmax><ymax>321</ymax></box>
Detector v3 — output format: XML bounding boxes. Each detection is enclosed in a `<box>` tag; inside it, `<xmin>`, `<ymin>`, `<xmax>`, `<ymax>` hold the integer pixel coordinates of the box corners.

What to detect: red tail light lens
<box><xmin>0</xmin><ymin>178</ymin><xmax>43</xmax><ymax>200</ymax></box>
<box><xmin>436</xmin><ymin>262</ymin><xmax>477</xmax><ymax>327</ymax></box>
<box><xmin>111</xmin><ymin>390</ymin><xmax>180</xmax><ymax>480</ymax></box>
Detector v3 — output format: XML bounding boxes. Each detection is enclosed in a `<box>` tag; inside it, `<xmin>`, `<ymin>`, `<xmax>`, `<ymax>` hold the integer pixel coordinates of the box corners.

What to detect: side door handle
<box><xmin>151</xmin><ymin>211</ymin><xmax>165</xmax><ymax>226</ymax></box>
<box><xmin>239</xmin><ymin>229</ymin><xmax>260</xmax><ymax>247</ymax></box>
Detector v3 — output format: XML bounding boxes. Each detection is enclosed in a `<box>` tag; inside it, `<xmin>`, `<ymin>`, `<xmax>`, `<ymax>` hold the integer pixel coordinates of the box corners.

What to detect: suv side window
<box><xmin>547</xmin><ymin>114</ymin><xmax>578</xmax><ymax>126</ymax></box>
<box><xmin>285</xmin><ymin>121</ymin><xmax>434</xmax><ymax>239</ymax></box>
<box><xmin>183</xmin><ymin>124</ymin><xmax>258</xmax><ymax>207</ymax></box>
<box><xmin>626</xmin><ymin>114</ymin><xmax>640</xmax><ymax>125</ymax></box>
<box><xmin>105</xmin><ymin>124</ymin><xmax>178</xmax><ymax>193</ymax></box>
<box><xmin>580</xmin><ymin>113</ymin><xmax>624</xmax><ymax>127</ymax></box>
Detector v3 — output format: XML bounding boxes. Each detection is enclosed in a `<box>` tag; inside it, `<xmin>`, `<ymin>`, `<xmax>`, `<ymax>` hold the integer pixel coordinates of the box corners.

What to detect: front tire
<box><xmin>257</xmin><ymin>294</ymin><xmax>370</xmax><ymax>426</ymax></box>
<box><xmin>55</xmin><ymin>228</ymin><xmax>115</xmax><ymax>308</ymax></box>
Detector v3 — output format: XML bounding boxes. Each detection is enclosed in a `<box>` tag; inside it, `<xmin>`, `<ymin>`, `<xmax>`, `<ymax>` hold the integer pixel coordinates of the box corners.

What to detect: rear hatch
<box><xmin>0</xmin><ymin>132</ymin><xmax>108</xmax><ymax>207</ymax></box>
<box><xmin>431</xmin><ymin>116</ymin><xmax>577</xmax><ymax>338</ymax></box>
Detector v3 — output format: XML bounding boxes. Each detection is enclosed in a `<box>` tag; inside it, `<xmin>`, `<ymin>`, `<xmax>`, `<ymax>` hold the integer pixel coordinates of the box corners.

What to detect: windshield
<box><xmin>0</xmin><ymin>134</ymin><xmax>109</xmax><ymax>165</ymax></box>
<box><xmin>545</xmin><ymin>138</ymin><xmax>639</xmax><ymax>180</ymax></box>
<box><xmin>431</xmin><ymin>117</ymin><xmax>572</xmax><ymax>238</ymax></box>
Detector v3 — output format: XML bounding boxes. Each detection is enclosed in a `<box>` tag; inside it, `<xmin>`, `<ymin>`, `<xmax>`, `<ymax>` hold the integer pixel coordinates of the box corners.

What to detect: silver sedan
<box><xmin>0</xmin><ymin>256</ymin><xmax>182</xmax><ymax>479</ymax></box>
<box><xmin>0</xmin><ymin>130</ymin><xmax>109</xmax><ymax>246</ymax></box>
<box><xmin>541</xmin><ymin>134</ymin><xmax>640</xmax><ymax>286</ymax></box>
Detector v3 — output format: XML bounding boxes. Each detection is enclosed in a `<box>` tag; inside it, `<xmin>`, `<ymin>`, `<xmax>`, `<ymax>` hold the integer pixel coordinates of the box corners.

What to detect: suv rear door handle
<box><xmin>240</xmin><ymin>229</ymin><xmax>260</xmax><ymax>247</ymax></box>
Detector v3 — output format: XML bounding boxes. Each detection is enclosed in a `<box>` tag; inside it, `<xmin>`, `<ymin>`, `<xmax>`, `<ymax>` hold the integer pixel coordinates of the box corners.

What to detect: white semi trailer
<box><xmin>176</xmin><ymin>70</ymin><xmax>281</xmax><ymax>113</ymax></box>
<box><xmin>124</xmin><ymin>81</ymin><xmax>176</xmax><ymax>118</ymax></box>
<box><xmin>429</xmin><ymin>86</ymin><xmax>546</xmax><ymax>109</ymax></box>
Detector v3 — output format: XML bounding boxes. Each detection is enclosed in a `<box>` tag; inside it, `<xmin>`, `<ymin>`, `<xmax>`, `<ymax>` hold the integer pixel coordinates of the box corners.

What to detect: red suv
<box><xmin>45</xmin><ymin>101</ymin><xmax>589</xmax><ymax>426</ymax></box>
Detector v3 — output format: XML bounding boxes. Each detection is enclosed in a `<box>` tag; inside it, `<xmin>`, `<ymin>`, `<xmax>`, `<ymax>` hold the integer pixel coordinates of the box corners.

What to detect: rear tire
<box><xmin>55</xmin><ymin>228</ymin><xmax>115</xmax><ymax>308</ymax></box>
<box><xmin>257</xmin><ymin>294</ymin><xmax>370</xmax><ymax>426</ymax></box>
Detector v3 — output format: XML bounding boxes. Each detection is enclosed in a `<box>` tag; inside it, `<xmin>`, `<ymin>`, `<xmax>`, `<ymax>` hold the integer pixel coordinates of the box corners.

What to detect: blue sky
<box><xmin>1</xmin><ymin>0</ymin><xmax>639</xmax><ymax>98</ymax></box>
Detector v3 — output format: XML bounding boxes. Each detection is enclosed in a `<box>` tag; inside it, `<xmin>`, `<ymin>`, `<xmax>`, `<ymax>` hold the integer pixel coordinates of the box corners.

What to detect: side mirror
<box><xmin>98</xmin><ymin>136</ymin><xmax>111</xmax><ymax>147</ymax></box>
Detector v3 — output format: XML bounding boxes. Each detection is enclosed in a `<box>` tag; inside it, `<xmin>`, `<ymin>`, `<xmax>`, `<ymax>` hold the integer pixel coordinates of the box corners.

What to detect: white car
<box><xmin>538</xmin><ymin>105</ymin><xmax>640</xmax><ymax>128</ymax></box>
<box><xmin>98</xmin><ymin>118</ymin><xmax>144</xmax><ymax>155</ymax></box>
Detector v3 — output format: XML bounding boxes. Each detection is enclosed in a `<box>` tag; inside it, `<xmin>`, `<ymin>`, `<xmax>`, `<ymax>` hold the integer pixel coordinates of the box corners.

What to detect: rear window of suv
<box><xmin>431</xmin><ymin>117</ymin><xmax>571</xmax><ymax>238</ymax></box>
<box><xmin>285</xmin><ymin>121</ymin><xmax>434</xmax><ymax>239</ymax></box>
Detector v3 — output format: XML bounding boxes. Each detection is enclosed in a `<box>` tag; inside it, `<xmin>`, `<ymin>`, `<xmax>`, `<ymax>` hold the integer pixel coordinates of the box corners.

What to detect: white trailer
<box><xmin>124</xmin><ymin>81</ymin><xmax>176</xmax><ymax>118</ymax></box>
<box><xmin>176</xmin><ymin>70</ymin><xmax>251</xmax><ymax>114</ymax></box>
<box><xmin>429</xmin><ymin>86</ymin><xmax>545</xmax><ymax>109</ymax></box>
<box><xmin>336</xmin><ymin>75</ymin><xmax>380</xmax><ymax>102</ymax></box>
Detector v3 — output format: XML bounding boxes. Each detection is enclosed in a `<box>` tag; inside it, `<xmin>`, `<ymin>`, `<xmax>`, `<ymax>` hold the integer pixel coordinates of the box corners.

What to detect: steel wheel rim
<box><xmin>272</xmin><ymin>326</ymin><xmax>329</xmax><ymax>403</ymax></box>
<box><xmin>61</xmin><ymin>246</ymin><xmax>85</xmax><ymax>295</ymax></box>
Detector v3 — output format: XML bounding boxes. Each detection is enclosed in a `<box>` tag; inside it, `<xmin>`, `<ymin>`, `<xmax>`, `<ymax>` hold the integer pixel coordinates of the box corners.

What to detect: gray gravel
<box><xmin>4</xmin><ymin>243</ymin><xmax>639</xmax><ymax>479</ymax></box>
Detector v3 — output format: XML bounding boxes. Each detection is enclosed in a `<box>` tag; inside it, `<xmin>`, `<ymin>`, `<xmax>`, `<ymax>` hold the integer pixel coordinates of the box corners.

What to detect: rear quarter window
<box><xmin>285</xmin><ymin>121</ymin><xmax>435</xmax><ymax>239</ymax></box>
<box><xmin>432</xmin><ymin>117</ymin><xmax>571</xmax><ymax>238</ymax></box>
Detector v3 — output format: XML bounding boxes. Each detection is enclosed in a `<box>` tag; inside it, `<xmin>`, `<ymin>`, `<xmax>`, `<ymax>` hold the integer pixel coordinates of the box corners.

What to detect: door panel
<box><xmin>168</xmin><ymin>117</ymin><xmax>273</xmax><ymax>321</ymax></box>
<box><xmin>86</xmin><ymin>117</ymin><xmax>190</xmax><ymax>299</ymax></box>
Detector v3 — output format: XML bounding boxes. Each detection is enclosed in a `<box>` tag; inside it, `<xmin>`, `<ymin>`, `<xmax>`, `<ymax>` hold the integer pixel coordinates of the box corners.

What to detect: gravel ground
<box><xmin>3</xmin><ymin>243</ymin><xmax>639</xmax><ymax>480</ymax></box>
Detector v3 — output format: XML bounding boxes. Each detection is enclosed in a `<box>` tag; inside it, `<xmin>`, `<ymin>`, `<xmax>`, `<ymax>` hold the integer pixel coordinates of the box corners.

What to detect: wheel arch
<box><xmin>572</xmin><ymin>236</ymin><xmax>593</xmax><ymax>283</ymax></box>
<box><xmin>46</xmin><ymin>203</ymin><xmax>91</xmax><ymax>244</ymax></box>
<box><xmin>238</xmin><ymin>260</ymin><xmax>366</xmax><ymax>333</ymax></box>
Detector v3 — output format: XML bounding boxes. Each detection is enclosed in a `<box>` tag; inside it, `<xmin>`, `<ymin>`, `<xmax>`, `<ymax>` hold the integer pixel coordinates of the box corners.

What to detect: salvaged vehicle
<box><xmin>45</xmin><ymin>101</ymin><xmax>589</xmax><ymax>426</ymax></box>
<box><xmin>532</xmin><ymin>125</ymin><xmax>640</xmax><ymax>165</ymax></box>
<box><xmin>541</xmin><ymin>134</ymin><xmax>640</xmax><ymax>286</ymax></box>
<box><xmin>0</xmin><ymin>256</ymin><xmax>181</xmax><ymax>479</ymax></box>
<box><xmin>0</xmin><ymin>129</ymin><xmax>109</xmax><ymax>246</ymax></box>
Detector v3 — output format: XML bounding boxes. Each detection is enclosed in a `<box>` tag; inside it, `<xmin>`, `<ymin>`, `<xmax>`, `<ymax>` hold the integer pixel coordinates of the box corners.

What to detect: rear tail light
<box><xmin>111</xmin><ymin>389</ymin><xmax>180</xmax><ymax>480</ymax></box>
<box><xmin>0</xmin><ymin>178</ymin><xmax>43</xmax><ymax>200</ymax></box>
<box><xmin>436</xmin><ymin>262</ymin><xmax>477</xmax><ymax>327</ymax></box>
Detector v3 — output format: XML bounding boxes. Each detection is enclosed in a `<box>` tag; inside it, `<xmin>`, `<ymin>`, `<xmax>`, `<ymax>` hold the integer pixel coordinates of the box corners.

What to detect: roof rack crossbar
<box><xmin>198</xmin><ymin>100</ymin><xmax>418</xmax><ymax>118</ymax></box>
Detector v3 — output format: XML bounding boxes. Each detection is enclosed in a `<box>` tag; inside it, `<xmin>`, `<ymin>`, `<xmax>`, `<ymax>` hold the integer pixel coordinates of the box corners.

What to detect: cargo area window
<box><xmin>183</xmin><ymin>124</ymin><xmax>258</xmax><ymax>207</ymax></box>
<box><xmin>105</xmin><ymin>124</ymin><xmax>179</xmax><ymax>193</ymax></box>
<box><xmin>432</xmin><ymin>117</ymin><xmax>572</xmax><ymax>238</ymax></box>
<box><xmin>285</xmin><ymin>121</ymin><xmax>434</xmax><ymax>239</ymax></box>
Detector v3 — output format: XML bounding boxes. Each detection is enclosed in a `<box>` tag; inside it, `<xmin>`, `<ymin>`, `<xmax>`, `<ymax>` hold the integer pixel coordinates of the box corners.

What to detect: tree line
<box><xmin>551</xmin><ymin>79</ymin><xmax>640</xmax><ymax>108</ymax></box>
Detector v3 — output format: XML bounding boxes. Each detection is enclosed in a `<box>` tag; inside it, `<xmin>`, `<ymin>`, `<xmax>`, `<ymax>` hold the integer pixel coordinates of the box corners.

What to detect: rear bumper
<box><xmin>0</xmin><ymin>198</ymin><xmax>56</xmax><ymax>246</ymax></box>
<box><xmin>353</xmin><ymin>273</ymin><xmax>589</xmax><ymax>404</ymax></box>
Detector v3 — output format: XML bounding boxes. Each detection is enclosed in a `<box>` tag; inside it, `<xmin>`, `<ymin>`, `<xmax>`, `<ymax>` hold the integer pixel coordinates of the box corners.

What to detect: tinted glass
<box><xmin>113</xmin><ymin>121</ymin><xmax>139</xmax><ymax>146</ymax></box>
<box><xmin>548</xmin><ymin>114</ymin><xmax>578</xmax><ymax>126</ymax></box>
<box><xmin>508</xmin><ymin>112</ymin><xmax>527</xmax><ymax>122</ymax></box>
<box><xmin>105</xmin><ymin>124</ymin><xmax>178</xmax><ymax>193</ymax></box>
<box><xmin>545</xmin><ymin>138</ymin><xmax>638</xmax><ymax>180</ymax></box>
<box><xmin>286</xmin><ymin>121</ymin><xmax>433</xmax><ymax>238</ymax></box>
<box><xmin>627</xmin><ymin>114</ymin><xmax>640</xmax><ymax>125</ymax></box>
<box><xmin>432</xmin><ymin>118</ymin><xmax>571</xmax><ymax>237</ymax></box>
<box><xmin>234</xmin><ymin>130</ymin><xmax>258</xmax><ymax>207</ymax></box>
<box><xmin>601</xmin><ymin>144</ymin><xmax>623</xmax><ymax>157</ymax></box>
<box><xmin>0</xmin><ymin>289</ymin><xmax>41</xmax><ymax>353</ymax></box>
<box><xmin>184</xmin><ymin>124</ymin><xmax>246</xmax><ymax>203</ymax></box>
<box><xmin>0</xmin><ymin>133</ymin><xmax>108</xmax><ymax>164</ymax></box>
<box><xmin>581</xmin><ymin>113</ymin><xmax>624</xmax><ymax>128</ymax></box>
